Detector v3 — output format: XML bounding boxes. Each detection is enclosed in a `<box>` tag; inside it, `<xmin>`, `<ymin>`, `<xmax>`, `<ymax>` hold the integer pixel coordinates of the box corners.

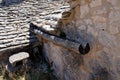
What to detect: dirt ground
<box><xmin>0</xmin><ymin>61</ymin><xmax>57</xmax><ymax>80</ymax></box>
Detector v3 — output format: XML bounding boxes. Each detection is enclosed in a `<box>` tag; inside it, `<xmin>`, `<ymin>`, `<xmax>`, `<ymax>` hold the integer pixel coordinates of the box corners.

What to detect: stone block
<box><xmin>107</xmin><ymin>0</ymin><xmax>120</xmax><ymax>8</ymax></box>
<box><xmin>99</xmin><ymin>50</ymin><xmax>112</xmax><ymax>68</ymax></box>
<box><xmin>9</xmin><ymin>52</ymin><xmax>29</xmax><ymax>64</ymax></box>
<box><xmin>94</xmin><ymin>23</ymin><xmax>107</xmax><ymax>31</ymax></box>
<box><xmin>116</xmin><ymin>59</ymin><xmax>120</xmax><ymax>74</ymax></box>
<box><xmin>87</xmin><ymin>25</ymin><xmax>98</xmax><ymax>37</ymax></box>
<box><xmin>78</xmin><ymin>25</ymin><xmax>86</xmax><ymax>31</ymax></box>
<box><xmin>109</xmin><ymin>10</ymin><xmax>120</xmax><ymax>23</ymax></box>
<box><xmin>84</xmin><ymin>19</ymin><xmax>93</xmax><ymax>25</ymax></box>
<box><xmin>92</xmin><ymin>16</ymin><xmax>107</xmax><ymax>23</ymax></box>
<box><xmin>109</xmin><ymin>10</ymin><xmax>120</xmax><ymax>34</ymax></box>
<box><xmin>109</xmin><ymin>25</ymin><xmax>119</xmax><ymax>34</ymax></box>
<box><xmin>90</xmin><ymin>0</ymin><xmax>102</xmax><ymax>8</ymax></box>
<box><xmin>80</xmin><ymin>4</ymin><xmax>89</xmax><ymax>18</ymax></box>
<box><xmin>92</xmin><ymin>7</ymin><xmax>107</xmax><ymax>15</ymax></box>
<box><xmin>98</xmin><ymin>31</ymin><xmax>117</xmax><ymax>48</ymax></box>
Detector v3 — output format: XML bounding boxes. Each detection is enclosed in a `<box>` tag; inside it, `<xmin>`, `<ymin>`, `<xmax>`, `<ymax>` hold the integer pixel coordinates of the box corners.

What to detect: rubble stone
<box><xmin>98</xmin><ymin>31</ymin><xmax>117</xmax><ymax>48</ymax></box>
<box><xmin>90</xmin><ymin>0</ymin><xmax>102</xmax><ymax>8</ymax></box>
<box><xmin>80</xmin><ymin>4</ymin><xmax>89</xmax><ymax>18</ymax></box>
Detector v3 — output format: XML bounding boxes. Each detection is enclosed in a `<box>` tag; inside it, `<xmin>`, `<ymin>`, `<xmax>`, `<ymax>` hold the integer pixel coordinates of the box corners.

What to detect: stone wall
<box><xmin>43</xmin><ymin>0</ymin><xmax>120</xmax><ymax>80</ymax></box>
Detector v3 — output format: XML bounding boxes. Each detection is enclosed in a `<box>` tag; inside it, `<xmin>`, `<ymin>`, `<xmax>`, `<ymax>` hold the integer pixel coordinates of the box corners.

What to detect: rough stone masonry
<box><xmin>42</xmin><ymin>0</ymin><xmax>120</xmax><ymax>80</ymax></box>
<box><xmin>0</xmin><ymin>0</ymin><xmax>120</xmax><ymax>80</ymax></box>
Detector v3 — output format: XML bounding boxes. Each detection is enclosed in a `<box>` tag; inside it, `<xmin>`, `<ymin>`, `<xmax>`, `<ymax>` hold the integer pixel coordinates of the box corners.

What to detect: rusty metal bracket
<box><xmin>30</xmin><ymin>23</ymin><xmax>90</xmax><ymax>55</ymax></box>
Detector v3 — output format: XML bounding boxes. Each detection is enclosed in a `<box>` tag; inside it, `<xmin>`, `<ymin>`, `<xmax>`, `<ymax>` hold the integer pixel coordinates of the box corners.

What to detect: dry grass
<box><xmin>0</xmin><ymin>70</ymin><xmax>56</xmax><ymax>80</ymax></box>
<box><xmin>0</xmin><ymin>62</ymin><xmax>57</xmax><ymax>80</ymax></box>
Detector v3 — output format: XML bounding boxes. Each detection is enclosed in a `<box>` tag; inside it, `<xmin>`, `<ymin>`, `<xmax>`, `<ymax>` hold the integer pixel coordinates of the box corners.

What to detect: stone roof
<box><xmin>0</xmin><ymin>0</ymin><xmax>69</xmax><ymax>53</ymax></box>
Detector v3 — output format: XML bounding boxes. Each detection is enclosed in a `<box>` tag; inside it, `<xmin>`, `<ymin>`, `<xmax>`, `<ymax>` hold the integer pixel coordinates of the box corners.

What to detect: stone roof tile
<box><xmin>0</xmin><ymin>0</ymin><xmax>69</xmax><ymax>53</ymax></box>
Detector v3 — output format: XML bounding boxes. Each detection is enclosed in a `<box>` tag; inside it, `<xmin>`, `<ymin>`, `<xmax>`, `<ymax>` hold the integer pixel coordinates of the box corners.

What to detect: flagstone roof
<box><xmin>0</xmin><ymin>0</ymin><xmax>69</xmax><ymax>53</ymax></box>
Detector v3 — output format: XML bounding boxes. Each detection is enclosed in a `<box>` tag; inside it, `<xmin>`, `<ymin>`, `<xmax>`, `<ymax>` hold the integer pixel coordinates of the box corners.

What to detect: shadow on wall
<box><xmin>29</xmin><ymin>23</ymin><xmax>43</xmax><ymax>61</ymax></box>
<box><xmin>0</xmin><ymin>0</ymin><xmax>24</xmax><ymax>6</ymax></box>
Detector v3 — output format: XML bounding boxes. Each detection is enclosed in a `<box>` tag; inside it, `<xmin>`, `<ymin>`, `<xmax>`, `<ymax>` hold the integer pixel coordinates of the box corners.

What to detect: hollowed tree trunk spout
<box><xmin>30</xmin><ymin>23</ymin><xmax>90</xmax><ymax>55</ymax></box>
